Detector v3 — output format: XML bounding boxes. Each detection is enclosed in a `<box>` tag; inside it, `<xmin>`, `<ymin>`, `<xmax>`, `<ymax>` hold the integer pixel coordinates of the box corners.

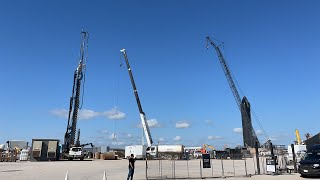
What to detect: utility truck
<box><xmin>120</xmin><ymin>49</ymin><xmax>184</xmax><ymax>159</ymax></box>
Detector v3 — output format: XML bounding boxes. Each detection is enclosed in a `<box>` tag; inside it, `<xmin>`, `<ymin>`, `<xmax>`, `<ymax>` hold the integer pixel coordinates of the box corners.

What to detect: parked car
<box><xmin>298</xmin><ymin>145</ymin><xmax>320</xmax><ymax>177</ymax></box>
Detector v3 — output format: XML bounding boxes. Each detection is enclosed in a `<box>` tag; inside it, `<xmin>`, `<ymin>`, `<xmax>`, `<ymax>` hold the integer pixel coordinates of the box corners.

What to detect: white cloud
<box><xmin>127</xmin><ymin>134</ymin><xmax>132</xmax><ymax>138</ymax></box>
<box><xmin>269</xmin><ymin>137</ymin><xmax>278</xmax><ymax>142</ymax></box>
<box><xmin>207</xmin><ymin>136</ymin><xmax>224</xmax><ymax>140</ymax></box>
<box><xmin>100</xmin><ymin>129</ymin><xmax>108</xmax><ymax>134</ymax></box>
<box><xmin>159</xmin><ymin>137</ymin><xmax>165</xmax><ymax>142</ymax></box>
<box><xmin>256</xmin><ymin>130</ymin><xmax>263</xmax><ymax>136</ymax></box>
<box><xmin>233</xmin><ymin>128</ymin><xmax>243</xmax><ymax>133</ymax></box>
<box><xmin>111</xmin><ymin>141</ymin><xmax>125</xmax><ymax>145</ymax></box>
<box><xmin>50</xmin><ymin>106</ymin><xmax>127</xmax><ymax>121</ymax></box>
<box><xmin>78</xmin><ymin>109</ymin><xmax>100</xmax><ymax>120</ymax></box>
<box><xmin>103</xmin><ymin>107</ymin><xmax>126</xmax><ymax>120</ymax></box>
<box><xmin>136</xmin><ymin>118</ymin><xmax>161</xmax><ymax>128</ymax></box>
<box><xmin>176</xmin><ymin>121</ymin><xmax>191</xmax><ymax>129</ymax></box>
<box><xmin>173</xmin><ymin>136</ymin><xmax>181</xmax><ymax>141</ymax></box>
<box><xmin>50</xmin><ymin>109</ymin><xmax>68</xmax><ymax>119</ymax></box>
<box><xmin>147</xmin><ymin>119</ymin><xmax>160</xmax><ymax>128</ymax></box>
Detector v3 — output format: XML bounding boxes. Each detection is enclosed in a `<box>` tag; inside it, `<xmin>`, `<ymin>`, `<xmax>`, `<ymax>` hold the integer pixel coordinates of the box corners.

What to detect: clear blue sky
<box><xmin>1</xmin><ymin>0</ymin><xmax>319</xmax><ymax>149</ymax></box>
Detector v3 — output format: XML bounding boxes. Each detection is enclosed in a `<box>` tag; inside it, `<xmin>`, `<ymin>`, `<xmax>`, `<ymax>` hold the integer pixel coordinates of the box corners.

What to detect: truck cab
<box><xmin>146</xmin><ymin>146</ymin><xmax>157</xmax><ymax>157</ymax></box>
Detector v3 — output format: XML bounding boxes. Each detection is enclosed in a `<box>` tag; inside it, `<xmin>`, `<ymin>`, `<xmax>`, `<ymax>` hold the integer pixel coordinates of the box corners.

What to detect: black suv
<box><xmin>299</xmin><ymin>145</ymin><xmax>320</xmax><ymax>177</ymax></box>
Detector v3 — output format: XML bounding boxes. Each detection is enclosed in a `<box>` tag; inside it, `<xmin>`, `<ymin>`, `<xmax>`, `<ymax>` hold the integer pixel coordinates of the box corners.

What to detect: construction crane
<box><xmin>63</xmin><ymin>31</ymin><xmax>89</xmax><ymax>157</ymax></box>
<box><xmin>206</xmin><ymin>37</ymin><xmax>260</xmax><ymax>147</ymax></box>
<box><xmin>120</xmin><ymin>49</ymin><xmax>153</xmax><ymax>147</ymax></box>
<box><xmin>295</xmin><ymin>129</ymin><xmax>302</xmax><ymax>145</ymax></box>
<box><xmin>201</xmin><ymin>144</ymin><xmax>215</xmax><ymax>154</ymax></box>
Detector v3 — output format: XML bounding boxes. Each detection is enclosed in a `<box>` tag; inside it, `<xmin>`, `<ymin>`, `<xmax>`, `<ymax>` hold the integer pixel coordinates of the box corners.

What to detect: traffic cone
<box><xmin>65</xmin><ymin>171</ymin><xmax>69</xmax><ymax>180</ymax></box>
<box><xmin>103</xmin><ymin>171</ymin><xmax>107</xmax><ymax>180</ymax></box>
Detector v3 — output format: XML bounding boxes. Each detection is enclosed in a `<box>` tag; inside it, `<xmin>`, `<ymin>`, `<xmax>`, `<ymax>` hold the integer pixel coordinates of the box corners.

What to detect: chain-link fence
<box><xmin>146</xmin><ymin>157</ymin><xmax>260</xmax><ymax>179</ymax></box>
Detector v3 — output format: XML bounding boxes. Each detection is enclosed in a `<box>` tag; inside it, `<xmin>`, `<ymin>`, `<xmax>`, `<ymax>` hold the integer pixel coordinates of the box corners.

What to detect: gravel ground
<box><xmin>0</xmin><ymin>159</ymin><xmax>309</xmax><ymax>180</ymax></box>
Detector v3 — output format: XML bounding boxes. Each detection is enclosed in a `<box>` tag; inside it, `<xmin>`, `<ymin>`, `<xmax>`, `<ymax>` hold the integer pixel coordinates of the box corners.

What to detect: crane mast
<box><xmin>206</xmin><ymin>37</ymin><xmax>259</xmax><ymax>147</ymax></box>
<box><xmin>120</xmin><ymin>49</ymin><xmax>153</xmax><ymax>146</ymax></box>
<box><xmin>63</xmin><ymin>31</ymin><xmax>89</xmax><ymax>152</ymax></box>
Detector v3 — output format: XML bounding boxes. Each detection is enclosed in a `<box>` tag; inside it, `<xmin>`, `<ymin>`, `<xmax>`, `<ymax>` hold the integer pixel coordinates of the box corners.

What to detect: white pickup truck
<box><xmin>68</xmin><ymin>147</ymin><xmax>84</xmax><ymax>161</ymax></box>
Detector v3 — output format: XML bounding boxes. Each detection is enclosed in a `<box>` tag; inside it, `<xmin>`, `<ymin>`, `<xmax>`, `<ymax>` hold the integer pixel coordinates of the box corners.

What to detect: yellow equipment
<box><xmin>295</xmin><ymin>129</ymin><xmax>302</xmax><ymax>145</ymax></box>
<box><xmin>201</xmin><ymin>144</ymin><xmax>215</xmax><ymax>154</ymax></box>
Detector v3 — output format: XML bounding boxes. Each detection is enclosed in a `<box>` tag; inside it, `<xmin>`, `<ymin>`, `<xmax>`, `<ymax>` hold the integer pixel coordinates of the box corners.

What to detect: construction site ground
<box><xmin>0</xmin><ymin>159</ymin><xmax>310</xmax><ymax>180</ymax></box>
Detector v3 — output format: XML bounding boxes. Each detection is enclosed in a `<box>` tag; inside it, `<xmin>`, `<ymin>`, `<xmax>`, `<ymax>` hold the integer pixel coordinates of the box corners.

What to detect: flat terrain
<box><xmin>0</xmin><ymin>159</ymin><xmax>310</xmax><ymax>180</ymax></box>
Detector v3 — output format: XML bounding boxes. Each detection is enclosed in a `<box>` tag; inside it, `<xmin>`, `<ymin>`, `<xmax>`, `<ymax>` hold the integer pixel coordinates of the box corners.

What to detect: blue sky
<box><xmin>0</xmin><ymin>0</ymin><xmax>319</xmax><ymax>149</ymax></box>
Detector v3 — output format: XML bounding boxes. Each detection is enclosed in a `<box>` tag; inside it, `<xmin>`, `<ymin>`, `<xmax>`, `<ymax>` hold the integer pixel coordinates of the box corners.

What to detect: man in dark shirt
<box><xmin>127</xmin><ymin>154</ymin><xmax>135</xmax><ymax>180</ymax></box>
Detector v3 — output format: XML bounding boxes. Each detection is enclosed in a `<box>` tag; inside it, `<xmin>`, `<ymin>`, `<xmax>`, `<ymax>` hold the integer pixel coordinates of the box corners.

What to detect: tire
<box><xmin>300</xmin><ymin>174</ymin><xmax>308</xmax><ymax>178</ymax></box>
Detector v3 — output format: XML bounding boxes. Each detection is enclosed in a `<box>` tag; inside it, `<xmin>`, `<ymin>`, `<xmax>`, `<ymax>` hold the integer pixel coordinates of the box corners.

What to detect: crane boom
<box><xmin>206</xmin><ymin>37</ymin><xmax>242</xmax><ymax>109</ymax></box>
<box><xmin>295</xmin><ymin>129</ymin><xmax>302</xmax><ymax>145</ymax></box>
<box><xmin>206</xmin><ymin>37</ymin><xmax>259</xmax><ymax>147</ymax></box>
<box><xmin>120</xmin><ymin>49</ymin><xmax>153</xmax><ymax>146</ymax></box>
<box><xmin>63</xmin><ymin>31</ymin><xmax>89</xmax><ymax>152</ymax></box>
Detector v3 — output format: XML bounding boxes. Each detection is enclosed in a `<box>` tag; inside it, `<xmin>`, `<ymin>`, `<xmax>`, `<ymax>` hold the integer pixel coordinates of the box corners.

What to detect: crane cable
<box><xmin>112</xmin><ymin>53</ymin><xmax>124</xmax><ymax>142</ymax></box>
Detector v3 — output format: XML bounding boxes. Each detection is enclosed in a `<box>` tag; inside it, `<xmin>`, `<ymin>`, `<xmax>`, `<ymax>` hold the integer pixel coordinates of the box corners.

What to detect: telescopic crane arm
<box><xmin>64</xmin><ymin>31</ymin><xmax>89</xmax><ymax>152</ymax></box>
<box><xmin>120</xmin><ymin>49</ymin><xmax>153</xmax><ymax>147</ymax></box>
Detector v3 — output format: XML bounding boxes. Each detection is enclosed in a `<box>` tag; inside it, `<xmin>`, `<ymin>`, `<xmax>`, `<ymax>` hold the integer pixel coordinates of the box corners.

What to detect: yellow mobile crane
<box><xmin>295</xmin><ymin>129</ymin><xmax>302</xmax><ymax>145</ymax></box>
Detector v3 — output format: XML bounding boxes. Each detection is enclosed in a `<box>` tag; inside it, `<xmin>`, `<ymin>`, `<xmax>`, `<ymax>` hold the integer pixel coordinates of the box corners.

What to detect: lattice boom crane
<box><xmin>206</xmin><ymin>37</ymin><xmax>259</xmax><ymax>147</ymax></box>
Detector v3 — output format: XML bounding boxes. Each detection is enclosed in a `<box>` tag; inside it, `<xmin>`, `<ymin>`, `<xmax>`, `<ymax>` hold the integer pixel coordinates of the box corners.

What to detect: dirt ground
<box><xmin>0</xmin><ymin>159</ymin><xmax>310</xmax><ymax>180</ymax></box>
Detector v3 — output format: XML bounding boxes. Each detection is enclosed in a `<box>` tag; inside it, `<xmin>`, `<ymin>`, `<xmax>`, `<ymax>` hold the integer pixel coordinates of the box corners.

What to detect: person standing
<box><xmin>127</xmin><ymin>154</ymin><xmax>135</xmax><ymax>180</ymax></box>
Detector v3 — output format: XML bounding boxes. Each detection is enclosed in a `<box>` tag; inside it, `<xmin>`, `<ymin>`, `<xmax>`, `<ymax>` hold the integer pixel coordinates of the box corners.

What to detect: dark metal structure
<box><xmin>63</xmin><ymin>31</ymin><xmax>89</xmax><ymax>154</ymax></box>
<box><xmin>206</xmin><ymin>37</ymin><xmax>259</xmax><ymax>147</ymax></box>
<box><xmin>304</xmin><ymin>133</ymin><xmax>320</xmax><ymax>149</ymax></box>
<box><xmin>241</xmin><ymin>97</ymin><xmax>259</xmax><ymax>147</ymax></box>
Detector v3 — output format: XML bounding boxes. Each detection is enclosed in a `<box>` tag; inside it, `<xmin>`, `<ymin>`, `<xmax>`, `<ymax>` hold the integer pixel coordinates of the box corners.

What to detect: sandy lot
<box><xmin>0</xmin><ymin>159</ymin><xmax>308</xmax><ymax>180</ymax></box>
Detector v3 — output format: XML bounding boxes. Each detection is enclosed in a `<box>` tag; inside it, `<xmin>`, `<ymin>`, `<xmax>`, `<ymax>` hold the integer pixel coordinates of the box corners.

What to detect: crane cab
<box><xmin>146</xmin><ymin>146</ymin><xmax>157</xmax><ymax>157</ymax></box>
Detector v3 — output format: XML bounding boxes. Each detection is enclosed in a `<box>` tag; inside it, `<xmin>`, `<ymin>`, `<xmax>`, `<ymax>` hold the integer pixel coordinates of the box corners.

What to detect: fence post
<box><xmin>187</xmin><ymin>159</ymin><xmax>190</xmax><ymax>178</ymax></box>
<box><xmin>243</xmin><ymin>153</ymin><xmax>248</xmax><ymax>176</ymax></box>
<box><xmin>174</xmin><ymin>160</ymin><xmax>176</xmax><ymax>179</ymax></box>
<box><xmin>200</xmin><ymin>159</ymin><xmax>203</xmax><ymax>179</ymax></box>
<box><xmin>211</xmin><ymin>158</ymin><xmax>213</xmax><ymax>177</ymax></box>
<box><xmin>233</xmin><ymin>157</ymin><xmax>235</xmax><ymax>176</ymax></box>
<box><xmin>145</xmin><ymin>155</ymin><xmax>148</xmax><ymax>180</ymax></box>
<box><xmin>255</xmin><ymin>141</ymin><xmax>261</xmax><ymax>175</ymax></box>
<box><xmin>291</xmin><ymin>144</ymin><xmax>297</xmax><ymax>173</ymax></box>
<box><xmin>158</xmin><ymin>159</ymin><xmax>161</xmax><ymax>178</ymax></box>
<box><xmin>221</xmin><ymin>155</ymin><xmax>225</xmax><ymax>178</ymax></box>
<box><xmin>161</xmin><ymin>159</ymin><xmax>163</xmax><ymax>178</ymax></box>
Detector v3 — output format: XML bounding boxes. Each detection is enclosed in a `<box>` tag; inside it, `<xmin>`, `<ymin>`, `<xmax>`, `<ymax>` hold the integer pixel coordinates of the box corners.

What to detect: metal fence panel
<box><xmin>146</xmin><ymin>157</ymin><xmax>257</xmax><ymax>179</ymax></box>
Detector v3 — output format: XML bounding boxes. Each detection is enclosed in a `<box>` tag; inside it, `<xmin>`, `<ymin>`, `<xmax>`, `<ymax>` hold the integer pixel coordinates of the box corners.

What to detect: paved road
<box><xmin>0</xmin><ymin>159</ymin><xmax>309</xmax><ymax>180</ymax></box>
